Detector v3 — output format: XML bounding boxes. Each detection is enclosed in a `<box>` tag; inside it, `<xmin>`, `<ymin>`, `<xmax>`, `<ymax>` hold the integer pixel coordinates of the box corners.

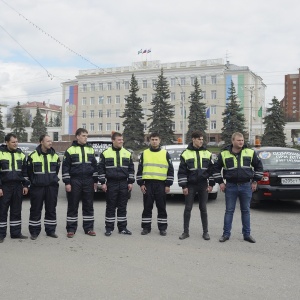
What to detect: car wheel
<box><xmin>208</xmin><ymin>192</ymin><xmax>217</xmax><ymax>200</ymax></box>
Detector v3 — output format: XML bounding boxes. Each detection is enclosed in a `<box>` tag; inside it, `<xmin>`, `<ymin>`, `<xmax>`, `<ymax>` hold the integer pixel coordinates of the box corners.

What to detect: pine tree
<box><xmin>186</xmin><ymin>78</ymin><xmax>207</xmax><ymax>143</ymax></box>
<box><xmin>54</xmin><ymin>112</ymin><xmax>62</xmax><ymax>127</ymax></box>
<box><xmin>148</xmin><ymin>68</ymin><xmax>174</xmax><ymax>145</ymax></box>
<box><xmin>11</xmin><ymin>102</ymin><xmax>27</xmax><ymax>142</ymax></box>
<box><xmin>120</xmin><ymin>74</ymin><xmax>145</xmax><ymax>150</ymax></box>
<box><xmin>48</xmin><ymin>116</ymin><xmax>54</xmax><ymax>127</ymax></box>
<box><xmin>30</xmin><ymin>107</ymin><xmax>47</xmax><ymax>142</ymax></box>
<box><xmin>221</xmin><ymin>81</ymin><xmax>247</xmax><ymax>145</ymax></box>
<box><xmin>261</xmin><ymin>97</ymin><xmax>286</xmax><ymax>147</ymax></box>
<box><xmin>0</xmin><ymin>108</ymin><xmax>5</xmax><ymax>143</ymax></box>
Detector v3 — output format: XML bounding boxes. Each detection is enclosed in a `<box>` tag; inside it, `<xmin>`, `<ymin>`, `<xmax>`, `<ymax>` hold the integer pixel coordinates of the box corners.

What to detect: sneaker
<box><xmin>85</xmin><ymin>230</ymin><xmax>96</xmax><ymax>236</ymax></box>
<box><xmin>244</xmin><ymin>235</ymin><xmax>256</xmax><ymax>243</ymax></box>
<box><xmin>30</xmin><ymin>235</ymin><xmax>38</xmax><ymax>240</ymax></box>
<box><xmin>202</xmin><ymin>232</ymin><xmax>210</xmax><ymax>240</ymax></box>
<box><xmin>0</xmin><ymin>238</ymin><xmax>4</xmax><ymax>243</ymax></box>
<box><xmin>11</xmin><ymin>234</ymin><xmax>28</xmax><ymax>239</ymax></box>
<box><xmin>47</xmin><ymin>233</ymin><xmax>58</xmax><ymax>238</ymax></box>
<box><xmin>160</xmin><ymin>230</ymin><xmax>167</xmax><ymax>236</ymax></box>
<box><xmin>141</xmin><ymin>229</ymin><xmax>151</xmax><ymax>235</ymax></box>
<box><xmin>67</xmin><ymin>232</ymin><xmax>75</xmax><ymax>238</ymax></box>
<box><xmin>119</xmin><ymin>228</ymin><xmax>132</xmax><ymax>235</ymax></box>
<box><xmin>105</xmin><ymin>230</ymin><xmax>112</xmax><ymax>237</ymax></box>
<box><xmin>219</xmin><ymin>235</ymin><xmax>229</xmax><ymax>242</ymax></box>
<box><xmin>179</xmin><ymin>232</ymin><xmax>190</xmax><ymax>240</ymax></box>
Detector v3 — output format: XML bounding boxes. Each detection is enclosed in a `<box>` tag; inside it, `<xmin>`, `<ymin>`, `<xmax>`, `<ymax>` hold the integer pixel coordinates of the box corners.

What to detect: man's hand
<box><xmin>101</xmin><ymin>183</ymin><xmax>107</xmax><ymax>192</ymax></box>
<box><xmin>23</xmin><ymin>187</ymin><xmax>28</xmax><ymax>195</ymax></box>
<box><xmin>65</xmin><ymin>184</ymin><xmax>71</xmax><ymax>192</ymax></box>
<box><xmin>219</xmin><ymin>183</ymin><xmax>226</xmax><ymax>192</ymax></box>
<box><xmin>207</xmin><ymin>186</ymin><xmax>213</xmax><ymax>193</ymax></box>
<box><xmin>140</xmin><ymin>185</ymin><xmax>146</xmax><ymax>194</ymax></box>
<box><xmin>182</xmin><ymin>187</ymin><xmax>188</xmax><ymax>196</ymax></box>
<box><xmin>165</xmin><ymin>186</ymin><xmax>170</xmax><ymax>194</ymax></box>
<box><xmin>251</xmin><ymin>182</ymin><xmax>257</xmax><ymax>192</ymax></box>
<box><xmin>0</xmin><ymin>189</ymin><xmax>3</xmax><ymax>197</ymax></box>
<box><xmin>128</xmin><ymin>184</ymin><xmax>133</xmax><ymax>191</ymax></box>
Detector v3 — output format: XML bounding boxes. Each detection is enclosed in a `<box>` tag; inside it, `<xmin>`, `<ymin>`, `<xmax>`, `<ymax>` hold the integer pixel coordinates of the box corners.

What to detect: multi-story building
<box><xmin>280</xmin><ymin>69</ymin><xmax>300</xmax><ymax>121</ymax></box>
<box><xmin>62</xmin><ymin>58</ymin><xmax>265</xmax><ymax>143</ymax></box>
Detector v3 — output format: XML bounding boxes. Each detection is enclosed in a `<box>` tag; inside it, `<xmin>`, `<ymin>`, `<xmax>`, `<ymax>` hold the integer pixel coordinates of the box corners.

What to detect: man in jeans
<box><xmin>213</xmin><ymin>132</ymin><xmax>263</xmax><ymax>243</ymax></box>
<box><xmin>178</xmin><ymin>131</ymin><xmax>215</xmax><ymax>241</ymax></box>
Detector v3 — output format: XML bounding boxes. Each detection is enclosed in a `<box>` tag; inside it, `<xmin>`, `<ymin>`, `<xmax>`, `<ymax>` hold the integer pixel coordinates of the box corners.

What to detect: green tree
<box><xmin>48</xmin><ymin>116</ymin><xmax>54</xmax><ymax>127</ymax></box>
<box><xmin>148</xmin><ymin>68</ymin><xmax>174</xmax><ymax>145</ymax></box>
<box><xmin>11</xmin><ymin>101</ymin><xmax>27</xmax><ymax>142</ymax></box>
<box><xmin>186</xmin><ymin>78</ymin><xmax>207</xmax><ymax>143</ymax></box>
<box><xmin>0</xmin><ymin>108</ymin><xmax>5</xmax><ymax>143</ymax></box>
<box><xmin>120</xmin><ymin>74</ymin><xmax>145</xmax><ymax>150</ymax></box>
<box><xmin>30</xmin><ymin>107</ymin><xmax>47</xmax><ymax>142</ymax></box>
<box><xmin>261</xmin><ymin>97</ymin><xmax>286</xmax><ymax>147</ymax></box>
<box><xmin>221</xmin><ymin>81</ymin><xmax>247</xmax><ymax>145</ymax></box>
<box><xmin>54</xmin><ymin>112</ymin><xmax>62</xmax><ymax>127</ymax></box>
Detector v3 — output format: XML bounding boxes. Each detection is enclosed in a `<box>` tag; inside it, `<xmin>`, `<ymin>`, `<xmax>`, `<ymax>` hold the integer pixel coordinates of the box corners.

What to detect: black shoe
<box><xmin>202</xmin><ymin>232</ymin><xmax>210</xmax><ymax>240</ymax></box>
<box><xmin>160</xmin><ymin>230</ymin><xmax>167</xmax><ymax>236</ymax></box>
<box><xmin>47</xmin><ymin>233</ymin><xmax>58</xmax><ymax>238</ymax></box>
<box><xmin>244</xmin><ymin>235</ymin><xmax>256</xmax><ymax>243</ymax></box>
<box><xmin>0</xmin><ymin>238</ymin><xmax>4</xmax><ymax>243</ymax></box>
<box><xmin>11</xmin><ymin>234</ymin><xmax>28</xmax><ymax>239</ymax></box>
<box><xmin>141</xmin><ymin>229</ymin><xmax>151</xmax><ymax>235</ymax></box>
<box><xmin>105</xmin><ymin>230</ymin><xmax>112</xmax><ymax>237</ymax></box>
<box><xmin>219</xmin><ymin>235</ymin><xmax>229</xmax><ymax>242</ymax></box>
<box><xmin>179</xmin><ymin>232</ymin><xmax>189</xmax><ymax>240</ymax></box>
<box><xmin>30</xmin><ymin>235</ymin><xmax>38</xmax><ymax>240</ymax></box>
<box><xmin>119</xmin><ymin>228</ymin><xmax>132</xmax><ymax>235</ymax></box>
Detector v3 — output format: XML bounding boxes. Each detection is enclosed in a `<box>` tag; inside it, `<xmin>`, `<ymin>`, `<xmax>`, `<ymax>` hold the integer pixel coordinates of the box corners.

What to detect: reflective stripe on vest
<box><xmin>0</xmin><ymin>151</ymin><xmax>25</xmax><ymax>172</ymax></box>
<box><xmin>102</xmin><ymin>147</ymin><xmax>131</xmax><ymax>168</ymax></box>
<box><xmin>30</xmin><ymin>151</ymin><xmax>59</xmax><ymax>174</ymax></box>
<box><xmin>142</xmin><ymin>149</ymin><xmax>168</xmax><ymax>180</ymax></box>
<box><xmin>221</xmin><ymin>148</ymin><xmax>254</xmax><ymax>170</ymax></box>
<box><xmin>181</xmin><ymin>149</ymin><xmax>211</xmax><ymax>170</ymax></box>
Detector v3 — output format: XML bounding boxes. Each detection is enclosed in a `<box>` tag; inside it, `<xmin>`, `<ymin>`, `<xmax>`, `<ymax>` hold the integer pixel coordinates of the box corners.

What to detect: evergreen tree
<box><xmin>48</xmin><ymin>116</ymin><xmax>54</xmax><ymax>127</ymax></box>
<box><xmin>186</xmin><ymin>78</ymin><xmax>207</xmax><ymax>143</ymax></box>
<box><xmin>148</xmin><ymin>68</ymin><xmax>174</xmax><ymax>145</ymax></box>
<box><xmin>0</xmin><ymin>108</ymin><xmax>5</xmax><ymax>143</ymax></box>
<box><xmin>221</xmin><ymin>81</ymin><xmax>247</xmax><ymax>145</ymax></box>
<box><xmin>30</xmin><ymin>107</ymin><xmax>47</xmax><ymax>142</ymax></box>
<box><xmin>261</xmin><ymin>97</ymin><xmax>286</xmax><ymax>147</ymax></box>
<box><xmin>54</xmin><ymin>112</ymin><xmax>62</xmax><ymax>127</ymax></box>
<box><xmin>11</xmin><ymin>102</ymin><xmax>27</xmax><ymax>142</ymax></box>
<box><xmin>120</xmin><ymin>74</ymin><xmax>144</xmax><ymax>150</ymax></box>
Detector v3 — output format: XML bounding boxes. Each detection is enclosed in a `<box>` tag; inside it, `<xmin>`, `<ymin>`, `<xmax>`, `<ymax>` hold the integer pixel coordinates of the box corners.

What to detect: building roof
<box><xmin>19</xmin><ymin>101</ymin><xmax>61</xmax><ymax>111</ymax></box>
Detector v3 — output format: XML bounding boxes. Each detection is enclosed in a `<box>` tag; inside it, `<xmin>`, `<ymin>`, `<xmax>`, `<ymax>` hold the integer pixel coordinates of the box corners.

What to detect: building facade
<box><xmin>62</xmin><ymin>58</ymin><xmax>265</xmax><ymax>143</ymax></box>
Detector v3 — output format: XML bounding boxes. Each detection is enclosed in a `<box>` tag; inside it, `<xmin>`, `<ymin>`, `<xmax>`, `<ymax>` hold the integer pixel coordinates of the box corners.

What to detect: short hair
<box><xmin>112</xmin><ymin>132</ymin><xmax>122</xmax><ymax>140</ymax></box>
<box><xmin>191</xmin><ymin>131</ymin><xmax>203</xmax><ymax>139</ymax></box>
<box><xmin>5</xmin><ymin>133</ymin><xmax>17</xmax><ymax>142</ymax></box>
<box><xmin>149</xmin><ymin>132</ymin><xmax>160</xmax><ymax>139</ymax></box>
<box><xmin>39</xmin><ymin>134</ymin><xmax>50</xmax><ymax>143</ymax></box>
<box><xmin>231</xmin><ymin>132</ymin><xmax>244</xmax><ymax>141</ymax></box>
<box><xmin>75</xmin><ymin>128</ymin><xmax>88</xmax><ymax>136</ymax></box>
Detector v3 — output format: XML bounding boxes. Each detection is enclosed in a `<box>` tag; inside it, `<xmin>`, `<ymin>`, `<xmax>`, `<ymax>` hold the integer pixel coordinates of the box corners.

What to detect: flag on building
<box><xmin>258</xmin><ymin>106</ymin><xmax>262</xmax><ymax>117</ymax></box>
<box><xmin>147</xmin><ymin>49</ymin><xmax>151</xmax><ymax>53</ymax></box>
<box><xmin>206</xmin><ymin>107</ymin><xmax>210</xmax><ymax>118</ymax></box>
<box><xmin>138</xmin><ymin>49</ymin><xmax>142</xmax><ymax>54</ymax></box>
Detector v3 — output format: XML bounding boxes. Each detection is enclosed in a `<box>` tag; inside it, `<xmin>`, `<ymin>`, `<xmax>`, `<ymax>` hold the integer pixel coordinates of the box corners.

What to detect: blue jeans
<box><xmin>223</xmin><ymin>182</ymin><xmax>252</xmax><ymax>238</ymax></box>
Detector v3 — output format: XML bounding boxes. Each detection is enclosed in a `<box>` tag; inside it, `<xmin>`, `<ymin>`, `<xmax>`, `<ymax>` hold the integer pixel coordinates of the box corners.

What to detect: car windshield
<box><xmin>257</xmin><ymin>150</ymin><xmax>300</xmax><ymax>169</ymax></box>
<box><xmin>167</xmin><ymin>148</ymin><xmax>184</xmax><ymax>161</ymax></box>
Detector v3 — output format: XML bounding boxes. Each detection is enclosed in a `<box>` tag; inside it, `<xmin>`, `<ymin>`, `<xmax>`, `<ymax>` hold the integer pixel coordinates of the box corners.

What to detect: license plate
<box><xmin>281</xmin><ymin>178</ymin><xmax>300</xmax><ymax>185</ymax></box>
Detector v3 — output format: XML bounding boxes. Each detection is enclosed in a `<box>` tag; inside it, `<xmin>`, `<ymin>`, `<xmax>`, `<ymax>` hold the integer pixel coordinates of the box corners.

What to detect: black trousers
<box><xmin>0</xmin><ymin>182</ymin><xmax>23</xmax><ymax>238</ymax></box>
<box><xmin>66</xmin><ymin>177</ymin><xmax>94</xmax><ymax>233</ymax></box>
<box><xmin>29</xmin><ymin>185</ymin><xmax>59</xmax><ymax>236</ymax></box>
<box><xmin>141</xmin><ymin>180</ymin><xmax>167</xmax><ymax>231</ymax></box>
<box><xmin>105</xmin><ymin>180</ymin><xmax>129</xmax><ymax>231</ymax></box>
<box><xmin>183</xmin><ymin>183</ymin><xmax>209</xmax><ymax>233</ymax></box>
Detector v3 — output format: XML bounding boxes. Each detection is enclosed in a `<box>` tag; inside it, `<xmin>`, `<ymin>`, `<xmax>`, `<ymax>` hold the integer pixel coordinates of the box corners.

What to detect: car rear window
<box><xmin>257</xmin><ymin>150</ymin><xmax>300</xmax><ymax>169</ymax></box>
<box><xmin>167</xmin><ymin>148</ymin><xmax>184</xmax><ymax>161</ymax></box>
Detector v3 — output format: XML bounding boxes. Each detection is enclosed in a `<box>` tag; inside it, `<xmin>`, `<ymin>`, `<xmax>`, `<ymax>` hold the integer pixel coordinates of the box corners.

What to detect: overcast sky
<box><xmin>0</xmin><ymin>0</ymin><xmax>299</xmax><ymax>107</ymax></box>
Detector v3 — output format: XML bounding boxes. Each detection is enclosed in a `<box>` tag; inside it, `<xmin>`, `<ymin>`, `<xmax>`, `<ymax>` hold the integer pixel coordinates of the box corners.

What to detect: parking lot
<box><xmin>1</xmin><ymin>178</ymin><xmax>300</xmax><ymax>300</ymax></box>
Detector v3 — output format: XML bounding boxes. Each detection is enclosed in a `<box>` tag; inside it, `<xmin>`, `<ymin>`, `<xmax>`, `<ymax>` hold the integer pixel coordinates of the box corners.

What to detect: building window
<box><xmin>107</xmin><ymin>109</ymin><xmax>111</xmax><ymax>118</ymax></box>
<box><xmin>98</xmin><ymin>110</ymin><xmax>103</xmax><ymax>118</ymax></box>
<box><xmin>90</xmin><ymin>110</ymin><xmax>94</xmax><ymax>118</ymax></box>
<box><xmin>211</xmin><ymin>106</ymin><xmax>216</xmax><ymax>115</ymax></box>
<box><xmin>201</xmin><ymin>91</ymin><xmax>206</xmax><ymax>99</ymax></box>
<box><xmin>53</xmin><ymin>132</ymin><xmax>58</xmax><ymax>141</ymax></box>
<box><xmin>293</xmin><ymin>86</ymin><xmax>296</xmax><ymax>89</ymax></box>
<box><xmin>82</xmin><ymin>110</ymin><xmax>86</xmax><ymax>118</ymax></box>
<box><xmin>211</xmin><ymin>76</ymin><xmax>217</xmax><ymax>84</ymax></box>
<box><xmin>90</xmin><ymin>97</ymin><xmax>95</xmax><ymax>105</ymax></box>
<box><xmin>152</xmin><ymin>80</ymin><xmax>157</xmax><ymax>88</ymax></box>
<box><xmin>116</xmin><ymin>82</ymin><xmax>120</xmax><ymax>90</ymax></box>
<box><xmin>90</xmin><ymin>123</ymin><xmax>94</xmax><ymax>131</ymax></box>
<box><xmin>82</xmin><ymin>123</ymin><xmax>86</xmax><ymax>129</ymax></box>
<box><xmin>170</xmin><ymin>78</ymin><xmax>176</xmax><ymax>87</ymax></box>
<box><xmin>82</xmin><ymin>97</ymin><xmax>87</xmax><ymax>105</ymax></box>
<box><xmin>99</xmin><ymin>83</ymin><xmax>103</xmax><ymax>90</ymax></box>
<box><xmin>180</xmin><ymin>77</ymin><xmax>186</xmax><ymax>85</ymax></box>
<box><xmin>116</xmin><ymin>109</ymin><xmax>120</xmax><ymax>117</ymax></box>
<box><xmin>91</xmin><ymin>83</ymin><xmax>95</xmax><ymax>91</ymax></box>
<box><xmin>293</xmin><ymin>81</ymin><xmax>297</xmax><ymax>84</ymax></box>
<box><xmin>98</xmin><ymin>96</ymin><xmax>103</xmax><ymax>104</ymax></box>
<box><xmin>98</xmin><ymin>123</ymin><xmax>103</xmax><ymax>131</ymax></box>
<box><xmin>201</xmin><ymin>76</ymin><xmax>206</xmax><ymax>85</ymax></box>
<box><xmin>190</xmin><ymin>77</ymin><xmax>195</xmax><ymax>85</ymax></box>
<box><xmin>172</xmin><ymin>122</ymin><xmax>175</xmax><ymax>131</ymax></box>
<box><xmin>115</xmin><ymin>123</ymin><xmax>120</xmax><ymax>131</ymax></box>
<box><xmin>116</xmin><ymin>95</ymin><xmax>120</xmax><ymax>104</ymax></box>
<box><xmin>142</xmin><ymin>94</ymin><xmax>147</xmax><ymax>102</ymax></box>
<box><xmin>124</xmin><ymin>95</ymin><xmax>128</xmax><ymax>103</ymax></box>
<box><xmin>143</xmin><ymin>122</ymin><xmax>147</xmax><ymax>131</ymax></box>
<box><xmin>143</xmin><ymin>80</ymin><xmax>147</xmax><ymax>88</ymax></box>
<box><xmin>83</xmin><ymin>84</ymin><xmax>87</xmax><ymax>92</ymax></box>
<box><xmin>107</xmin><ymin>96</ymin><xmax>112</xmax><ymax>104</ymax></box>
<box><xmin>171</xmin><ymin>92</ymin><xmax>176</xmax><ymax>101</ymax></box>
<box><xmin>180</xmin><ymin>92</ymin><xmax>185</xmax><ymax>101</ymax></box>
<box><xmin>211</xmin><ymin>90</ymin><xmax>217</xmax><ymax>99</ymax></box>
<box><xmin>210</xmin><ymin>121</ymin><xmax>216</xmax><ymax>130</ymax></box>
<box><xmin>106</xmin><ymin>123</ymin><xmax>111</xmax><ymax>131</ymax></box>
<box><xmin>125</xmin><ymin>81</ymin><xmax>129</xmax><ymax>89</ymax></box>
<box><xmin>107</xmin><ymin>82</ymin><xmax>112</xmax><ymax>90</ymax></box>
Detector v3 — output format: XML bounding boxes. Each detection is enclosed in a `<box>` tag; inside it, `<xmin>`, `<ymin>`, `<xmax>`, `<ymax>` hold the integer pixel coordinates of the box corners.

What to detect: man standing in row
<box><xmin>99</xmin><ymin>132</ymin><xmax>135</xmax><ymax>236</ymax></box>
<box><xmin>178</xmin><ymin>131</ymin><xmax>215</xmax><ymax>241</ymax></box>
<box><xmin>213</xmin><ymin>132</ymin><xmax>263</xmax><ymax>243</ymax></box>
<box><xmin>27</xmin><ymin>135</ymin><xmax>60</xmax><ymax>240</ymax></box>
<box><xmin>62</xmin><ymin>128</ymin><xmax>98</xmax><ymax>238</ymax></box>
<box><xmin>0</xmin><ymin>133</ymin><xmax>29</xmax><ymax>243</ymax></box>
<box><xmin>136</xmin><ymin>133</ymin><xmax>174</xmax><ymax>236</ymax></box>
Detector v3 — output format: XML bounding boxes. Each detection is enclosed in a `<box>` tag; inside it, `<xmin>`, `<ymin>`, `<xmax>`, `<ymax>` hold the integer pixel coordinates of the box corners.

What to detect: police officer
<box><xmin>27</xmin><ymin>135</ymin><xmax>60</xmax><ymax>240</ymax></box>
<box><xmin>136</xmin><ymin>132</ymin><xmax>174</xmax><ymax>236</ymax></box>
<box><xmin>213</xmin><ymin>132</ymin><xmax>263</xmax><ymax>243</ymax></box>
<box><xmin>0</xmin><ymin>133</ymin><xmax>29</xmax><ymax>243</ymax></box>
<box><xmin>98</xmin><ymin>132</ymin><xmax>135</xmax><ymax>236</ymax></box>
<box><xmin>62</xmin><ymin>128</ymin><xmax>98</xmax><ymax>238</ymax></box>
<box><xmin>178</xmin><ymin>131</ymin><xmax>215</xmax><ymax>241</ymax></box>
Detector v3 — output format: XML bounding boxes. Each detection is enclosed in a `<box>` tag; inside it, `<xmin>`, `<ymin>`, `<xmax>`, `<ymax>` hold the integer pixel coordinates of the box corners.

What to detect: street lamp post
<box><xmin>176</xmin><ymin>77</ymin><xmax>185</xmax><ymax>144</ymax></box>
